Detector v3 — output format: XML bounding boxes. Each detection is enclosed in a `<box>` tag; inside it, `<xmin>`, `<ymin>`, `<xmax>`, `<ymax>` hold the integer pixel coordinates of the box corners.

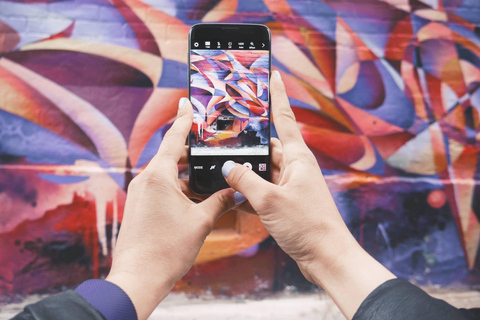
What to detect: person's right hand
<box><xmin>222</xmin><ymin>71</ymin><xmax>395</xmax><ymax>320</ymax></box>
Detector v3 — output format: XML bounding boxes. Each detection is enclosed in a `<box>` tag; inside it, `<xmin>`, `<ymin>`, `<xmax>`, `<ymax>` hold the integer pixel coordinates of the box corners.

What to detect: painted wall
<box><xmin>1</xmin><ymin>0</ymin><xmax>480</xmax><ymax>301</ymax></box>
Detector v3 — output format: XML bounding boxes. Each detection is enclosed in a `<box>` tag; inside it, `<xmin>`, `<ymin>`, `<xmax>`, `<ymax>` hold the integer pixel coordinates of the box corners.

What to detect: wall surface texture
<box><xmin>1</xmin><ymin>0</ymin><xmax>480</xmax><ymax>301</ymax></box>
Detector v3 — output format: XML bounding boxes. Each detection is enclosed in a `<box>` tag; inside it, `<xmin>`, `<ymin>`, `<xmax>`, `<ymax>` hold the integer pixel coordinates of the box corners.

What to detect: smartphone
<box><xmin>188</xmin><ymin>23</ymin><xmax>271</xmax><ymax>194</ymax></box>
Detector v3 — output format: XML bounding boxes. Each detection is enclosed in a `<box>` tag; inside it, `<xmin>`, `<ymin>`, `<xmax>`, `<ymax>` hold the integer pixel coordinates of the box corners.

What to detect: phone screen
<box><xmin>189</xmin><ymin>24</ymin><xmax>271</xmax><ymax>194</ymax></box>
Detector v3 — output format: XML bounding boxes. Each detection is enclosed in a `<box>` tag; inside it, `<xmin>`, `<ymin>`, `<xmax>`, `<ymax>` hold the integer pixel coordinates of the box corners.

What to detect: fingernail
<box><xmin>178</xmin><ymin>97</ymin><xmax>188</xmax><ymax>109</ymax></box>
<box><xmin>222</xmin><ymin>160</ymin><xmax>236</xmax><ymax>178</ymax></box>
<box><xmin>234</xmin><ymin>192</ymin><xmax>247</xmax><ymax>206</ymax></box>
<box><xmin>274</xmin><ymin>70</ymin><xmax>282</xmax><ymax>80</ymax></box>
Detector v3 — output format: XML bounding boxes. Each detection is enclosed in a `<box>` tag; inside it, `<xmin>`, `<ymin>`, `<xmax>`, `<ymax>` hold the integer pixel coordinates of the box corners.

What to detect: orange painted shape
<box><xmin>384</xmin><ymin>15</ymin><xmax>413</xmax><ymax>61</ymax></box>
<box><xmin>465</xmin><ymin>210</ymin><xmax>480</xmax><ymax>269</ymax></box>
<box><xmin>369</xmin><ymin>132</ymin><xmax>415</xmax><ymax>159</ymax></box>
<box><xmin>202</xmin><ymin>0</ymin><xmax>238</xmax><ymax>22</ymax></box>
<box><xmin>451</xmin><ymin>31</ymin><xmax>480</xmax><ymax>59</ymax></box>
<box><xmin>447</xmin><ymin>12</ymin><xmax>475</xmax><ymax>31</ymax></box>
<box><xmin>459</xmin><ymin>60</ymin><xmax>480</xmax><ymax>88</ymax></box>
<box><xmin>129</xmin><ymin>88</ymin><xmax>186</xmax><ymax>168</ymax></box>
<box><xmin>429</xmin><ymin>121</ymin><xmax>448</xmax><ymax>173</ymax></box>
<box><xmin>120</xmin><ymin>0</ymin><xmax>190</xmax><ymax>63</ymax></box>
<box><xmin>401</xmin><ymin>60</ymin><xmax>429</xmax><ymax>121</ymax></box>
<box><xmin>194</xmin><ymin>210</ymin><xmax>269</xmax><ymax>264</ymax></box>
<box><xmin>338</xmin><ymin>19</ymin><xmax>377</xmax><ymax>61</ymax></box>
<box><xmin>263</xmin><ymin>0</ymin><xmax>294</xmax><ymax>16</ymax></box>
<box><xmin>414</xmin><ymin>9</ymin><xmax>448</xmax><ymax>22</ymax></box>
<box><xmin>349</xmin><ymin>136</ymin><xmax>378</xmax><ymax>172</ymax></box>
<box><xmin>337</xmin><ymin>62</ymin><xmax>360</xmax><ymax>94</ymax></box>
<box><xmin>441</xmin><ymin>58</ymin><xmax>468</xmax><ymax>98</ymax></box>
<box><xmin>0</xmin><ymin>63</ymin><xmax>97</xmax><ymax>154</ymax></box>
<box><xmin>425</xmin><ymin>72</ymin><xmax>449</xmax><ymax>120</ymax></box>
<box><xmin>283</xmin><ymin>25</ymin><xmax>307</xmax><ymax>47</ymax></box>
<box><xmin>272</xmin><ymin>35</ymin><xmax>333</xmax><ymax>98</ymax></box>
<box><xmin>305</xmin><ymin>31</ymin><xmax>336</xmax><ymax>90</ymax></box>
<box><xmin>451</xmin><ymin>146</ymin><xmax>479</xmax><ymax>240</ymax></box>
<box><xmin>0</xmin><ymin>58</ymin><xmax>128</xmax><ymax>169</ymax></box>
<box><xmin>304</xmin><ymin>90</ymin><xmax>356</xmax><ymax>133</ymax></box>
<box><xmin>427</xmin><ymin>189</ymin><xmax>447</xmax><ymax>209</ymax></box>
<box><xmin>324</xmin><ymin>171</ymin><xmax>381</xmax><ymax>192</ymax></box>
<box><xmin>417</xmin><ymin>22</ymin><xmax>452</xmax><ymax>43</ymax></box>
<box><xmin>0</xmin><ymin>21</ymin><xmax>20</xmax><ymax>54</ymax></box>
<box><xmin>21</xmin><ymin>39</ymin><xmax>163</xmax><ymax>86</ymax></box>
<box><xmin>337</xmin><ymin>97</ymin><xmax>405</xmax><ymax>136</ymax></box>
<box><xmin>299</xmin><ymin>123</ymin><xmax>366</xmax><ymax>166</ymax></box>
<box><xmin>292</xmin><ymin>107</ymin><xmax>353</xmax><ymax>134</ymax></box>
<box><xmin>443</xmin><ymin>105</ymin><xmax>466</xmax><ymax>137</ymax></box>
<box><xmin>273</xmin><ymin>72</ymin><xmax>356</xmax><ymax>133</ymax></box>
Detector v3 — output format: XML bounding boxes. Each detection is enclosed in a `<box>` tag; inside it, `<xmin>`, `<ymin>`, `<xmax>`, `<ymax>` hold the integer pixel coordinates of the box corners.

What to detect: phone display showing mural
<box><xmin>189</xmin><ymin>49</ymin><xmax>269</xmax><ymax>156</ymax></box>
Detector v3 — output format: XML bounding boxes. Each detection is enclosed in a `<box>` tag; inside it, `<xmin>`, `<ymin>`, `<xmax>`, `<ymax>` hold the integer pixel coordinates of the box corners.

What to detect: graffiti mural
<box><xmin>1</xmin><ymin>0</ymin><xmax>480</xmax><ymax>301</ymax></box>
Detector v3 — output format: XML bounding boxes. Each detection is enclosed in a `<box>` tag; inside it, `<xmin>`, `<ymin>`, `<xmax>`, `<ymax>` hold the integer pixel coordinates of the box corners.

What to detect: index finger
<box><xmin>270</xmin><ymin>71</ymin><xmax>309</xmax><ymax>154</ymax></box>
<box><xmin>153</xmin><ymin>97</ymin><xmax>193</xmax><ymax>165</ymax></box>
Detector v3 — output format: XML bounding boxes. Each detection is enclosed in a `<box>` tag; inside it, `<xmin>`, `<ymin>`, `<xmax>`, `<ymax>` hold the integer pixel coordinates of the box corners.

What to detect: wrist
<box><xmin>299</xmin><ymin>227</ymin><xmax>396</xmax><ymax>319</ymax></box>
<box><xmin>298</xmin><ymin>224</ymin><xmax>359</xmax><ymax>286</ymax></box>
<box><xmin>106</xmin><ymin>271</ymin><xmax>174</xmax><ymax>320</ymax></box>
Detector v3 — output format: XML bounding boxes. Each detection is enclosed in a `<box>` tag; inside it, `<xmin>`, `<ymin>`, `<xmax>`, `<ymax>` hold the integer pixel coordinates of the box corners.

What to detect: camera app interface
<box><xmin>190</xmin><ymin>43</ymin><xmax>270</xmax><ymax>156</ymax></box>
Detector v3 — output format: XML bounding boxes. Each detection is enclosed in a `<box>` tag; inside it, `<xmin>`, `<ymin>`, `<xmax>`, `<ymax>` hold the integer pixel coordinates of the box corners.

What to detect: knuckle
<box><xmin>164</xmin><ymin>127</ymin><xmax>183</xmax><ymax>141</ymax></box>
<box><xmin>177</xmin><ymin>108</ymin><xmax>187</xmax><ymax>118</ymax></box>
<box><xmin>228</xmin><ymin>166</ymin><xmax>249</xmax><ymax>186</ymax></box>
<box><xmin>216</xmin><ymin>192</ymin><xmax>233</xmax><ymax>210</ymax></box>
<box><xmin>271</xmin><ymin>137</ymin><xmax>281</xmax><ymax>145</ymax></box>
<box><xmin>199</xmin><ymin>210</ymin><xmax>217</xmax><ymax>230</ymax></box>
<box><xmin>127</xmin><ymin>175</ymin><xmax>140</xmax><ymax>193</ymax></box>
<box><xmin>257</xmin><ymin>188</ymin><xmax>281</xmax><ymax>211</ymax></box>
<box><xmin>177</xmin><ymin>107</ymin><xmax>193</xmax><ymax>120</ymax></box>
<box><xmin>200</xmin><ymin>215</ymin><xmax>214</xmax><ymax>231</ymax></box>
<box><xmin>138</xmin><ymin>168</ymin><xmax>166</xmax><ymax>187</ymax></box>
<box><xmin>158</xmin><ymin>148</ymin><xmax>176</xmax><ymax>160</ymax></box>
<box><xmin>300</xmin><ymin>149</ymin><xmax>318</xmax><ymax>166</ymax></box>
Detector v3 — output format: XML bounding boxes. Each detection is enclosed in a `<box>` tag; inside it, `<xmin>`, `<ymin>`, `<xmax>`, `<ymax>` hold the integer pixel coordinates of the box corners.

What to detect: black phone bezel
<box><xmin>188</xmin><ymin>23</ymin><xmax>272</xmax><ymax>195</ymax></box>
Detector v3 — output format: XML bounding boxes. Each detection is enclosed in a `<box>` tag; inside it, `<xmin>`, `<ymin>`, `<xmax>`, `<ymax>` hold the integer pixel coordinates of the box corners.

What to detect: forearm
<box><xmin>303</xmin><ymin>226</ymin><xmax>396</xmax><ymax>319</ymax></box>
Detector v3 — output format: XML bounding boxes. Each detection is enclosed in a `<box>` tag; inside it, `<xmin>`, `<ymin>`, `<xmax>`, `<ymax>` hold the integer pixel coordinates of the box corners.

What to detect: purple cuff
<box><xmin>75</xmin><ymin>279</ymin><xmax>137</xmax><ymax>320</ymax></box>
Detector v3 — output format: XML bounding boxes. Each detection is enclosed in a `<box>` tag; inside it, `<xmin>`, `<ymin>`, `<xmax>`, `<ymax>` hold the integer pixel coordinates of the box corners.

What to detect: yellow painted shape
<box><xmin>0</xmin><ymin>58</ymin><xmax>128</xmax><ymax>169</ymax></box>
<box><xmin>202</xmin><ymin>0</ymin><xmax>238</xmax><ymax>22</ymax></box>
<box><xmin>466</xmin><ymin>211</ymin><xmax>480</xmax><ymax>269</ymax></box>
<box><xmin>415</xmin><ymin>9</ymin><xmax>448</xmax><ymax>22</ymax></box>
<box><xmin>21</xmin><ymin>38</ymin><xmax>163</xmax><ymax>85</ymax></box>
<box><xmin>337</xmin><ymin>62</ymin><xmax>360</xmax><ymax>94</ymax></box>
<box><xmin>121</xmin><ymin>0</ymin><xmax>190</xmax><ymax>63</ymax></box>
<box><xmin>272</xmin><ymin>35</ymin><xmax>332</xmax><ymax>98</ymax></box>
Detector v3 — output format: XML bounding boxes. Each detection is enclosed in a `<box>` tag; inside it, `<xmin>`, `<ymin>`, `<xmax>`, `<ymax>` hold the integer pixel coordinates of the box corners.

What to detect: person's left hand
<box><xmin>106</xmin><ymin>98</ymin><xmax>236</xmax><ymax>320</ymax></box>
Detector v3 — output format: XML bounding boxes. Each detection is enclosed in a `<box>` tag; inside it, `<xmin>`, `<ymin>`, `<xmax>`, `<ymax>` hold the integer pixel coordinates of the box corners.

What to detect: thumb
<box><xmin>198</xmin><ymin>188</ymin><xmax>235</xmax><ymax>226</ymax></box>
<box><xmin>221</xmin><ymin>161</ymin><xmax>273</xmax><ymax>205</ymax></box>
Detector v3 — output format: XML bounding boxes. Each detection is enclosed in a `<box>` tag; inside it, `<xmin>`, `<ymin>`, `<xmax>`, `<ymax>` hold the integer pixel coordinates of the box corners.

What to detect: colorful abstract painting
<box><xmin>1</xmin><ymin>0</ymin><xmax>480</xmax><ymax>302</ymax></box>
<box><xmin>190</xmin><ymin>49</ymin><xmax>269</xmax><ymax>154</ymax></box>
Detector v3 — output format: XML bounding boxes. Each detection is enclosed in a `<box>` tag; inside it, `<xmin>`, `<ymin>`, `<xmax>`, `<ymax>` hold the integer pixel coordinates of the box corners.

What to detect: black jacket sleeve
<box><xmin>11</xmin><ymin>290</ymin><xmax>105</xmax><ymax>320</ymax></box>
<box><xmin>353</xmin><ymin>279</ymin><xmax>480</xmax><ymax>320</ymax></box>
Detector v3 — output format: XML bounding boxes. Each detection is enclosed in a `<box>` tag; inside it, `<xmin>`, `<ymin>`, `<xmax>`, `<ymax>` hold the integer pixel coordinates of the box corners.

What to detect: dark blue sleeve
<box><xmin>12</xmin><ymin>290</ymin><xmax>105</xmax><ymax>320</ymax></box>
<box><xmin>75</xmin><ymin>279</ymin><xmax>138</xmax><ymax>320</ymax></box>
<box><xmin>353</xmin><ymin>279</ymin><xmax>480</xmax><ymax>320</ymax></box>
